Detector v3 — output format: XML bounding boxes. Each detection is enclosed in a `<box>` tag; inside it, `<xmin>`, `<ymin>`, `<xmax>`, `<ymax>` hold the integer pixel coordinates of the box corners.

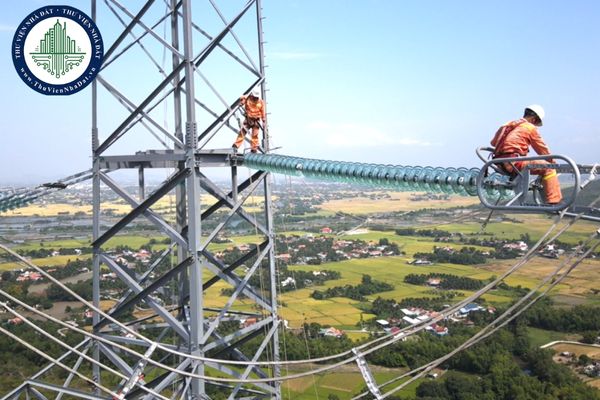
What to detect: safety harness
<box><xmin>492</xmin><ymin>119</ymin><xmax>528</xmax><ymax>176</ymax></box>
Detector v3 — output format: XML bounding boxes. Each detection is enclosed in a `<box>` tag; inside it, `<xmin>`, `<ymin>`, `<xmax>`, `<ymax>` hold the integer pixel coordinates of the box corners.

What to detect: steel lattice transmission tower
<box><xmin>4</xmin><ymin>0</ymin><xmax>280</xmax><ymax>399</ymax></box>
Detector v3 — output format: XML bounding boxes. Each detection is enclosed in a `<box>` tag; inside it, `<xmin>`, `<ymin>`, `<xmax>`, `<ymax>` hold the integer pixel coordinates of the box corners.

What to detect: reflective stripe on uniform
<box><xmin>543</xmin><ymin>171</ymin><xmax>557</xmax><ymax>180</ymax></box>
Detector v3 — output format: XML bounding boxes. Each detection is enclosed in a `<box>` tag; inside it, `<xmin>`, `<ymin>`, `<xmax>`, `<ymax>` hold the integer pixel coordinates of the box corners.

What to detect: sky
<box><xmin>1</xmin><ymin>0</ymin><xmax>600</xmax><ymax>185</ymax></box>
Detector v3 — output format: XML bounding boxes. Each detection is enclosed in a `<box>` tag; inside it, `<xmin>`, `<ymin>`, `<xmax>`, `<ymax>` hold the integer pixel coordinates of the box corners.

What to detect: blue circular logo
<box><xmin>12</xmin><ymin>6</ymin><xmax>104</xmax><ymax>96</ymax></box>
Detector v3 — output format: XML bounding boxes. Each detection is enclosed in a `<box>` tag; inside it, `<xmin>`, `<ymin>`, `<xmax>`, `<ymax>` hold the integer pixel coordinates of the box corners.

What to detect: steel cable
<box><xmin>0</xmin><ymin>207</ymin><xmax>569</xmax><ymax>384</ymax></box>
<box><xmin>0</xmin><ymin>301</ymin><xmax>172</xmax><ymax>400</ymax></box>
<box><xmin>352</xmin><ymin>194</ymin><xmax>600</xmax><ymax>398</ymax></box>
<box><xmin>0</xmin><ymin>325</ymin><xmax>121</xmax><ymax>399</ymax></box>
<box><xmin>377</xmin><ymin>231</ymin><xmax>600</xmax><ymax>399</ymax></box>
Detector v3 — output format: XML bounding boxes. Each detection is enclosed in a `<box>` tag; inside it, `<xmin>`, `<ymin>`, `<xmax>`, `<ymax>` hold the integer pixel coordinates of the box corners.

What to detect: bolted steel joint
<box><xmin>186</xmin><ymin>122</ymin><xmax>198</xmax><ymax>148</ymax></box>
<box><xmin>91</xmin><ymin>128</ymin><xmax>99</xmax><ymax>152</ymax></box>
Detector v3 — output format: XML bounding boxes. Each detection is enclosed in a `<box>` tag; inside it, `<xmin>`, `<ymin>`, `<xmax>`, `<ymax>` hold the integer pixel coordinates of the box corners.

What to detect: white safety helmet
<box><xmin>525</xmin><ymin>104</ymin><xmax>545</xmax><ymax>126</ymax></box>
<box><xmin>250</xmin><ymin>89</ymin><xmax>260</xmax><ymax>98</ymax></box>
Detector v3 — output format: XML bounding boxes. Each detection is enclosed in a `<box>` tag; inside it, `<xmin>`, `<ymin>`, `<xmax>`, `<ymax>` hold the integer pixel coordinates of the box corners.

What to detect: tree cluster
<box><xmin>220</xmin><ymin>267</ymin><xmax>342</xmax><ymax>297</ymax></box>
<box><xmin>370</xmin><ymin>295</ymin><xmax>458</xmax><ymax>319</ymax></box>
<box><xmin>525</xmin><ymin>298</ymin><xmax>600</xmax><ymax>333</ymax></box>
<box><xmin>16</xmin><ymin>246</ymin><xmax>92</xmax><ymax>259</ymax></box>
<box><xmin>311</xmin><ymin>274</ymin><xmax>394</xmax><ymax>301</ymax></box>
<box><xmin>414</xmin><ymin>246</ymin><xmax>487</xmax><ymax>265</ymax></box>
<box><xmin>395</xmin><ymin>228</ymin><xmax>452</xmax><ymax>238</ymax></box>
<box><xmin>362</xmin><ymin>324</ymin><xmax>600</xmax><ymax>400</ymax></box>
<box><xmin>404</xmin><ymin>273</ymin><xmax>484</xmax><ymax>291</ymax></box>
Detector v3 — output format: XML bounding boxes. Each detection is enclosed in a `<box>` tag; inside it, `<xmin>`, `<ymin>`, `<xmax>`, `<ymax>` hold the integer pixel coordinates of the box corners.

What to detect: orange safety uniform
<box><xmin>491</xmin><ymin>118</ymin><xmax>562</xmax><ymax>204</ymax></box>
<box><xmin>233</xmin><ymin>95</ymin><xmax>266</xmax><ymax>151</ymax></box>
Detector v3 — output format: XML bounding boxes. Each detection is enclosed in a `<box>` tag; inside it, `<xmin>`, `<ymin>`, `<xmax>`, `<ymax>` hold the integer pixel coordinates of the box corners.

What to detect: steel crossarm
<box><xmin>98</xmin><ymin>343</ymin><xmax>134</xmax><ymax>375</ymax></box>
<box><xmin>97</xmin><ymin>244</ymin><xmax>175</xmax><ymax>327</ymax></box>
<box><xmin>100</xmin><ymin>253</ymin><xmax>189</xmax><ymax>341</ymax></box>
<box><xmin>0</xmin><ymin>339</ymin><xmax>90</xmax><ymax>400</ymax></box>
<box><xmin>108</xmin><ymin>0</ymin><xmax>184</xmax><ymax>58</ymax></box>
<box><xmin>26</xmin><ymin>381</ymin><xmax>111</xmax><ymax>400</ymax></box>
<box><xmin>102</xmin><ymin>0</ymin><xmax>157</xmax><ymax>61</ymax></box>
<box><xmin>201</xmin><ymin>249</ymin><xmax>271</xmax><ymax>309</ymax></box>
<box><xmin>102</xmin><ymin>2</ymin><xmax>182</xmax><ymax>70</ymax></box>
<box><xmin>96</xmin><ymin>76</ymin><xmax>185</xmax><ymax>149</ymax></box>
<box><xmin>201</xmin><ymin>170</ymin><xmax>264</xmax><ymax>218</ymax></box>
<box><xmin>92</xmin><ymin>168</ymin><xmax>189</xmax><ymax>247</ymax></box>
<box><xmin>95</xmin><ymin>256</ymin><xmax>193</xmax><ymax>330</ymax></box>
<box><xmin>96</xmin><ymin>61</ymin><xmax>187</xmax><ymax>155</ymax></box>
<box><xmin>55</xmin><ymin>347</ymin><xmax>90</xmax><ymax>400</ymax></box>
<box><xmin>197</xmin><ymin>78</ymin><xmax>263</xmax><ymax>143</ymax></box>
<box><xmin>138</xmin><ymin>359</ymin><xmax>191</xmax><ymax>400</ymax></box>
<box><xmin>99</xmin><ymin>171</ymin><xmax>187</xmax><ymax>247</ymax></box>
<box><xmin>228</xmin><ymin>321</ymin><xmax>280</xmax><ymax>399</ymax></box>
<box><xmin>198</xmin><ymin>172</ymin><xmax>268</xmax><ymax>235</ymax></box>
<box><xmin>186</xmin><ymin>17</ymin><xmax>259</xmax><ymax>76</ymax></box>
<box><xmin>200</xmin><ymin>170</ymin><xmax>266</xmax><ymax>247</ymax></box>
<box><xmin>203</xmin><ymin>240</ymin><xmax>269</xmax><ymax>290</ymax></box>
<box><xmin>201</xmin><ymin>243</ymin><xmax>270</xmax><ymax>342</ymax></box>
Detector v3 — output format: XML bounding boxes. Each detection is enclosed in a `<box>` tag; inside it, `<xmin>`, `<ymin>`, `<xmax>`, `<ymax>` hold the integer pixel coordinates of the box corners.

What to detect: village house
<box><xmin>281</xmin><ymin>277</ymin><xmax>296</xmax><ymax>287</ymax></box>
<box><xmin>584</xmin><ymin>362</ymin><xmax>600</xmax><ymax>377</ymax></box>
<box><xmin>134</xmin><ymin>249</ymin><xmax>152</xmax><ymax>262</ymax></box>
<box><xmin>408</xmin><ymin>259</ymin><xmax>433</xmax><ymax>266</ymax></box>
<box><xmin>16</xmin><ymin>271</ymin><xmax>43</xmax><ymax>282</ymax></box>
<box><xmin>115</xmin><ymin>256</ymin><xmax>129</xmax><ymax>266</ymax></box>
<box><xmin>400</xmin><ymin>308</ymin><xmax>448</xmax><ymax>329</ymax></box>
<box><xmin>401</xmin><ymin>307</ymin><xmax>422</xmax><ymax>317</ymax></box>
<box><xmin>503</xmin><ymin>241</ymin><xmax>529</xmax><ymax>252</ymax></box>
<box><xmin>241</xmin><ymin>317</ymin><xmax>258</xmax><ymax>328</ymax></box>
<box><xmin>275</xmin><ymin>253</ymin><xmax>292</xmax><ymax>263</ymax></box>
<box><xmin>101</xmin><ymin>272</ymin><xmax>117</xmax><ymax>281</ymax></box>
<box><xmin>426</xmin><ymin>323</ymin><xmax>449</xmax><ymax>336</ymax></box>
<box><xmin>319</xmin><ymin>327</ymin><xmax>344</xmax><ymax>338</ymax></box>
<box><xmin>376</xmin><ymin>319</ymin><xmax>390</xmax><ymax>329</ymax></box>
<box><xmin>387</xmin><ymin>327</ymin><xmax>408</xmax><ymax>340</ymax></box>
<box><xmin>539</xmin><ymin>244</ymin><xmax>564</xmax><ymax>259</ymax></box>
<box><xmin>332</xmin><ymin>240</ymin><xmax>353</xmax><ymax>249</ymax></box>
<box><xmin>427</xmin><ymin>278</ymin><xmax>441</xmax><ymax>287</ymax></box>
<box><xmin>459</xmin><ymin>303</ymin><xmax>484</xmax><ymax>316</ymax></box>
<box><xmin>402</xmin><ymin>316</ymin><xmax>421</xmax><ymax>325</ymax></box>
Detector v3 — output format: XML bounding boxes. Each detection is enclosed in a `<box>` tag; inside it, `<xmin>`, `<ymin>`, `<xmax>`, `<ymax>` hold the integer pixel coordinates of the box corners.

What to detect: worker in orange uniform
<box><xmin>232</xmin><ymin>89</ymin><xmax>266</xmax><ymax>153</ymax></box>
<box><xmin>491</xmin><ymin>104</ymin><xmax>562</xmax><ymax>204</ymax></box>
